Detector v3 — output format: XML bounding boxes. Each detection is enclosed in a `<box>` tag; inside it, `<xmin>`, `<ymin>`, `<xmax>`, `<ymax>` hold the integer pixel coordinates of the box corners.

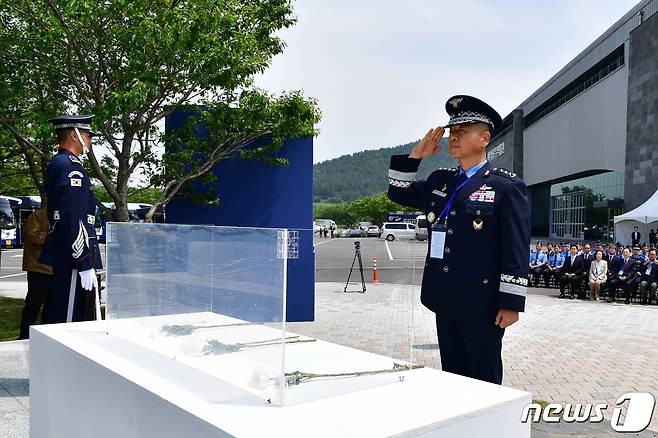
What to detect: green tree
<box><xmin>314</xmin><ymin>192</ymin><xmax>417</xmax><ymax>228</ymax></box>
<box><xmin>1</xmin><ymin>0</ymin><xmax>319</xmax><ymax>222</ymax></box>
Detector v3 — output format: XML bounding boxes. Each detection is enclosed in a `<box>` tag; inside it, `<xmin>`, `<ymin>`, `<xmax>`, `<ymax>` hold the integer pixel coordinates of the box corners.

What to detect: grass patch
<box><xmin>532</xmin><ymin>399</ymin><xmax>549</xmax><ymax>409</ymax></box>
<box><xmin>0</xmin><ymin>297</ymin><xmax>23</xmax><ymax>341</ymax></box>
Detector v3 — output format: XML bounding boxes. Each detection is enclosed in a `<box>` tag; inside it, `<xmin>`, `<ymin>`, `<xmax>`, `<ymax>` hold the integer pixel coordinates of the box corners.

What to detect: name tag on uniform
<box><xmin>430</xmin><ymin>223</ymin><xmax>447</xmax><ymax>259</ymax></box>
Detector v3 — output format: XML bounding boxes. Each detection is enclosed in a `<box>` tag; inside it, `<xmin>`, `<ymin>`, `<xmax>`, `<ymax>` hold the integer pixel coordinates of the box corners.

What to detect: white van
<box><xmin>415</xmin><ymin>215</ymin><xmax>428</xmax><ymax>241</ymax></box>
<box><xmin>380</xmin><ymin>222</ymin><xmax>416</xmax><ymax>241</ymax></box>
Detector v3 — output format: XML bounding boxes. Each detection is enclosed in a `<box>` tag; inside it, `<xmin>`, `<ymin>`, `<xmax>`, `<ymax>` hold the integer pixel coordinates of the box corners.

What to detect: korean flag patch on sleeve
<box><xmin>70</xmin><ymin>178</ymin><xmax>82</xmax><ymax>187</ymax></box>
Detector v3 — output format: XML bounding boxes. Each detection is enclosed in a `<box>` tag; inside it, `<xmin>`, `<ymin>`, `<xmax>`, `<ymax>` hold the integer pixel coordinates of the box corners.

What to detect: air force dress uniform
<box><xmin>40</xmin><ymin>115</ymin><xmax>103</xmax><ymax>323</ymax></box>
<box><xmin>387</xmin><ymin>96</ymin><xmax>530</xmax><ymax>384</ymax></box>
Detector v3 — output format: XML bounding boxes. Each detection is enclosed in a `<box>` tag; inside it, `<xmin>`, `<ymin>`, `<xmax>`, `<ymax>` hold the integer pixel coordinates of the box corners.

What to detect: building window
<box><xmin>549</xmin><ymin>171</ymin><xmax>624</xmax><ymax>241</ymax></box>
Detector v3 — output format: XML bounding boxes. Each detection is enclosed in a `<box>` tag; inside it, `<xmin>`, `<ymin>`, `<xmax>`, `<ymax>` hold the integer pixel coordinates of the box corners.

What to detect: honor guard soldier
<box><xmin>387</xmin><ymin>95</ymin><xmax>530</xmax><ymax>385</ymax></box>
<box><xmin>40</xmin><ymin>114</ymin><xmax>103</xmax><ymax>323</ymax></box>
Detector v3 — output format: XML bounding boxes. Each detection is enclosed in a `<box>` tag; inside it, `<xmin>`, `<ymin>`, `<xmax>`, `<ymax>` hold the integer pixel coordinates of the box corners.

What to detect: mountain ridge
<box><xmin>313</xmin><ymin>138</ymin><xmax>454</xmax><ymax>203</ymax></box>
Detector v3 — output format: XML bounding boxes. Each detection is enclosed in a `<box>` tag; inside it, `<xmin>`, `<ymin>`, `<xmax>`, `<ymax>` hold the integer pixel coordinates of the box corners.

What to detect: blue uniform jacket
<box><xmin>387</xmin><ymin>155</ymin><xmax>530</xmax><ymax>322</ymax></box>
<box><xmin>40</xmin><ymin>149</ymin><xmax>103</xmax><ymax>271</ymax></box>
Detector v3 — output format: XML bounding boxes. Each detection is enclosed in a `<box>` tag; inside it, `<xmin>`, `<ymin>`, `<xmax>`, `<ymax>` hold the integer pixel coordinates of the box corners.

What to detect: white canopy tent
<box><xmin>614</xmin><ymin>189</ymin><xmax>658</xmax><ymax>246</ymax></box>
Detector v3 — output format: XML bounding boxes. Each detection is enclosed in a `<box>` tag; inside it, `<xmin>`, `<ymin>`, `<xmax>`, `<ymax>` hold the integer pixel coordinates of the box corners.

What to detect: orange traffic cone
<box><xmin>373</xmin><ymin>258</ymin><xmax>379</xmax><ymax>283</ymax></box>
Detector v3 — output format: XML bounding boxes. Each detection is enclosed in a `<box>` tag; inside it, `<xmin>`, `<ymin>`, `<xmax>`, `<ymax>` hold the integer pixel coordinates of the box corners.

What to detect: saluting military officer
<box><xmin>40</xmin><ymin>115</ymin><xmax>103</xmax><ymax>323</ymax></box>
<box><xmin>387</xmin><ymin>95</ymin><xmax>530</xmax><ymax>385</ymax></box>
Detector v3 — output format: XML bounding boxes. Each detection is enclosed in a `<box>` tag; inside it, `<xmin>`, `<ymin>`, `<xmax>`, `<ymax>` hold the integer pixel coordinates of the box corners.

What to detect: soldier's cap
<box><xmin>48</xmin><ymin>114</ymin><xmax>98</xmax><ymax>137</ymax></box>
<box><xmin>444</xmin><ymin>95</ymin><xmax>503</xmax><ymax>135</ymax></box>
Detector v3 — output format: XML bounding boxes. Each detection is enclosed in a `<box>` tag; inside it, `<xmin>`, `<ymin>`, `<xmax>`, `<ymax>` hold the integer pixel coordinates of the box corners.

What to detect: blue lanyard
<box><xmin>438</xmin><ymin>174</ymin><xmax>470</xmax><ymax>222</ymax></box>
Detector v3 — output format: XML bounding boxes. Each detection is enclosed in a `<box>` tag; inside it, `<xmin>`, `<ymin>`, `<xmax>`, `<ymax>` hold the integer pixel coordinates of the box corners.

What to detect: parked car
<box><xmin>347</xmin><ymin>227</ymin><xmax>364</xmax><ymax>238</ymax></box>
<box><xmin>380</xmin><ymin>222</ymin><xmax>416</xmax><ymax>241</ymax></box>
<box><xmin>366</xmin><ymin>225</ymin><xmax>381</xmax><ymax>237</ymax></box>
<box><xmin>415</xmin><ymin>215</ymin><xmax>428</xmax><ymax>241</ymax></box>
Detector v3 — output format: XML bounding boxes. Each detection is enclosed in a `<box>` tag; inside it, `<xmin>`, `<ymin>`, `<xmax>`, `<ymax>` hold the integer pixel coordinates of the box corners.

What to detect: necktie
<box><xmin>534</xmin><ymin>252</ymin><xmax>538</xmax><ymax>263</ymax></box>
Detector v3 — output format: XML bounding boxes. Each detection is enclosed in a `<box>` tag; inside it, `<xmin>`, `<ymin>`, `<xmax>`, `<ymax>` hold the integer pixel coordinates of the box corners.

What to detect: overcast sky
<box><xmin>255</xmin><ymin>0</ymin><xmax>640</xmax><ymax>163</ymax></box>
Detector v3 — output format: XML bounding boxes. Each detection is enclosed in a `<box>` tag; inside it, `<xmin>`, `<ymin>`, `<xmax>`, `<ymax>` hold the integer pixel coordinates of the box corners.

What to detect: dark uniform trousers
<box><xmin>18</xmin><ymin>272</ymin><xmax>53</xmax><ymax>339</ymax></box>
<box><xmin>388</xmin><ymin>156</ymin><xmax>530</xmax><ymax>385</ymax></box>
<box><xmin>437</xmin><ymin>317</ymin><xmax>505</xmax><ymax>384</ymax></box>
<box><xmin>48</xmin><ymin>265</ymin><xmax>91</xmax><ymax>323</ymax></box>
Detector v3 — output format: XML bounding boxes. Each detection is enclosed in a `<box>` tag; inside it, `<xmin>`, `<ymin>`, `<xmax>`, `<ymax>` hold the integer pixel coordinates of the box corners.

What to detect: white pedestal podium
<box><xmin>30</xmin><ymin>314</ymin><xmax>531</xmax><ymax>438</ymax></box>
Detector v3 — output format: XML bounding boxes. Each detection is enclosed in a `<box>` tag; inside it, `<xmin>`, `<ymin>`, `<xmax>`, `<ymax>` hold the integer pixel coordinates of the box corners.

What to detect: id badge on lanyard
<box><xmin>429</xmin><ymin>173</ymin><xmax>469</xmax><ymax>260</ymax></box>
<box><xmin>430</xmin><ymin>223</ymin><xmax>447</xmax><ymax>259</ymax></box>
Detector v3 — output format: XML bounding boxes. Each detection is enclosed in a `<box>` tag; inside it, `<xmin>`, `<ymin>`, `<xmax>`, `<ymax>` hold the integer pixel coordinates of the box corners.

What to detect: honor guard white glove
<box><xmin>79</xmin><ymin>268</ymin><xmax>98</xmax><ymax>292</ymax></box>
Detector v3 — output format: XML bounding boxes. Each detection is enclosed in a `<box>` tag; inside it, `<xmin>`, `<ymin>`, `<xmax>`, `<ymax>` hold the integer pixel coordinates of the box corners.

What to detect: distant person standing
<box><xmin>40</xmin><ymin>115</ymin><xmax>103</xmax><ymax>323</ymax></box>
<box><xmin>649</xmin><ymin>229</ymin><xmax>657</xmax><ymax>248</ymax></box>
<box><xmin>18</xmin><ymin>208</ymin><xmax>53</xmax><ymax>339</ymax></box>
<box><xmin>631</xmin><ymin>226</ymin><xmax>641</xmax><ymax>247</ymax></box>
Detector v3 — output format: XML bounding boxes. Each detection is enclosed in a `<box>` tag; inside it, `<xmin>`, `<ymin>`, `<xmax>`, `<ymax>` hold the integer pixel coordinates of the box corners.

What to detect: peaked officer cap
<box><xmin>48</xmin><ymin>114</ymin><xmax>98</xmax><ymax>136</ymax></box>
<box><xmin>444</xmin><ymin>95</ymin><xmax>502</xmax><ymax>135</ymax></box>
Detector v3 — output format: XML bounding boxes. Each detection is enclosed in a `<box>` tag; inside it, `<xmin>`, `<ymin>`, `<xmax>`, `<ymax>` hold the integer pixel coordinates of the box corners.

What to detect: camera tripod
<box><xmin>344</xmin><ymin>240</ymin><xmax>366</xmax><ymax>293</ymax></box>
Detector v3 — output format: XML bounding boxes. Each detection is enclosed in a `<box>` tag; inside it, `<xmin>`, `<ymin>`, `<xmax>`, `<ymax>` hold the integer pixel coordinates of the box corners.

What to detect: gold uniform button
<box><xmin>483</xmin><ymin>279</ymin><xmax>488</xmax><ymax>285</ymax></box>
<box><xmin>444</xmin><ymin>247</ymin><xmax>450</xmax><ymax>254</ymax></box>
<box><xmin>476</xmin><ymin>209</ymin><xmax>481</xmax><ymax>215</ymax></box>
<box><xmin>447</xmin><ymin>228</ymin><xmax>453</xmax><ymax>235</ymax></box>
<box><xmin>443</xmin><ymin>266</ymin><xmax>449</xmax><ymax>272</ymax></box>
<box><xmin>450</xmin><ymin>210</ymin><xmax>456</xmax><ymax>216</ymax></box>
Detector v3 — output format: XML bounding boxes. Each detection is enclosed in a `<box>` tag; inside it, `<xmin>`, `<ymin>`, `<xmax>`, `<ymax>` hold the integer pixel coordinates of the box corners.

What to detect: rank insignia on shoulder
<box><xmin>432</xmin><ymin>189</ymin><xmax>447</xmax><ymax>197</ymax></box>
<box><xmin>427</xmin><ymin>212</ymin><xmax>436</xmax><ymax>223</ymax></box>
<box><xmin>493</xmin><ymin>167</ymin><xmax>517</xmax><ymax>179</ymax></box>
<box><xmin>69</xmin><ymin>155</ymin><xmax>83</xmax><ymax>166</ymax></box>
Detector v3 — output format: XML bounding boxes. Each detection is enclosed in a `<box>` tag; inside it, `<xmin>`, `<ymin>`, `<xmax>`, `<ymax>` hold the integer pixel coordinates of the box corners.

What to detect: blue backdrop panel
<box><xmin>165</xmin><ymin>110</ymin><xmax>315</xmax><ymax>322</ymax></box>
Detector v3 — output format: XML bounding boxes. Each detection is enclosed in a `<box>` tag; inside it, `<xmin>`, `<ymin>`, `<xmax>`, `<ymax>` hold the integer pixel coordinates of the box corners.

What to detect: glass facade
<box><xmin>550</xmin><ymin>171</ymin><xmax>624</xmax><ymax>241</ymax></box>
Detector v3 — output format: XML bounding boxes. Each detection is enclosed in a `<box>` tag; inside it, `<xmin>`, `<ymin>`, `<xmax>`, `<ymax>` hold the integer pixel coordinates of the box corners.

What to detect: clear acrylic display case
<box><xmin>103</xmin><ymin>223</ymin><xmax>415</xmax><ymax>406</ymax></box>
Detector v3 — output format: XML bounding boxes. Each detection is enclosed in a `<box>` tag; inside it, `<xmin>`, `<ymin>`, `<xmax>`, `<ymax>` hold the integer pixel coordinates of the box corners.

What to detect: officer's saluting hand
<box><xmin>409</xmin><ymin>126</ymin><xmax>445</xmax><ymax>159</ymax></box>
<box><xmin>387</xmin><ymin>95</ymin><xmax>531</xmax><ymax>385</ymax></box>
<box><xmin>40</xmin><ymin>114</ymin><xmax>103</xmax><ymax>323</ymax></box>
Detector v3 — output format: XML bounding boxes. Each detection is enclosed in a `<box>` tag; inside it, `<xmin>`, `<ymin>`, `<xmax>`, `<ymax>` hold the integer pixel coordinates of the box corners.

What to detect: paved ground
<box><xmin>315</xmin><ymin>235</ymin><xmax>425</xmax><ymax>285</ymax></box>
<box><xmin>0</xmin><ymin>247</ymin><xmax>106</xmax><ymax>299</ymax></box>
<box><xmin>0</xmin><ymin>340</ymin><xmax>29</xmax><ymax>438</ymax></box>
<box><xmin>0</xmin><ymin>249</ymin><xmax>27</xmax><ymax>299</ymax></box>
